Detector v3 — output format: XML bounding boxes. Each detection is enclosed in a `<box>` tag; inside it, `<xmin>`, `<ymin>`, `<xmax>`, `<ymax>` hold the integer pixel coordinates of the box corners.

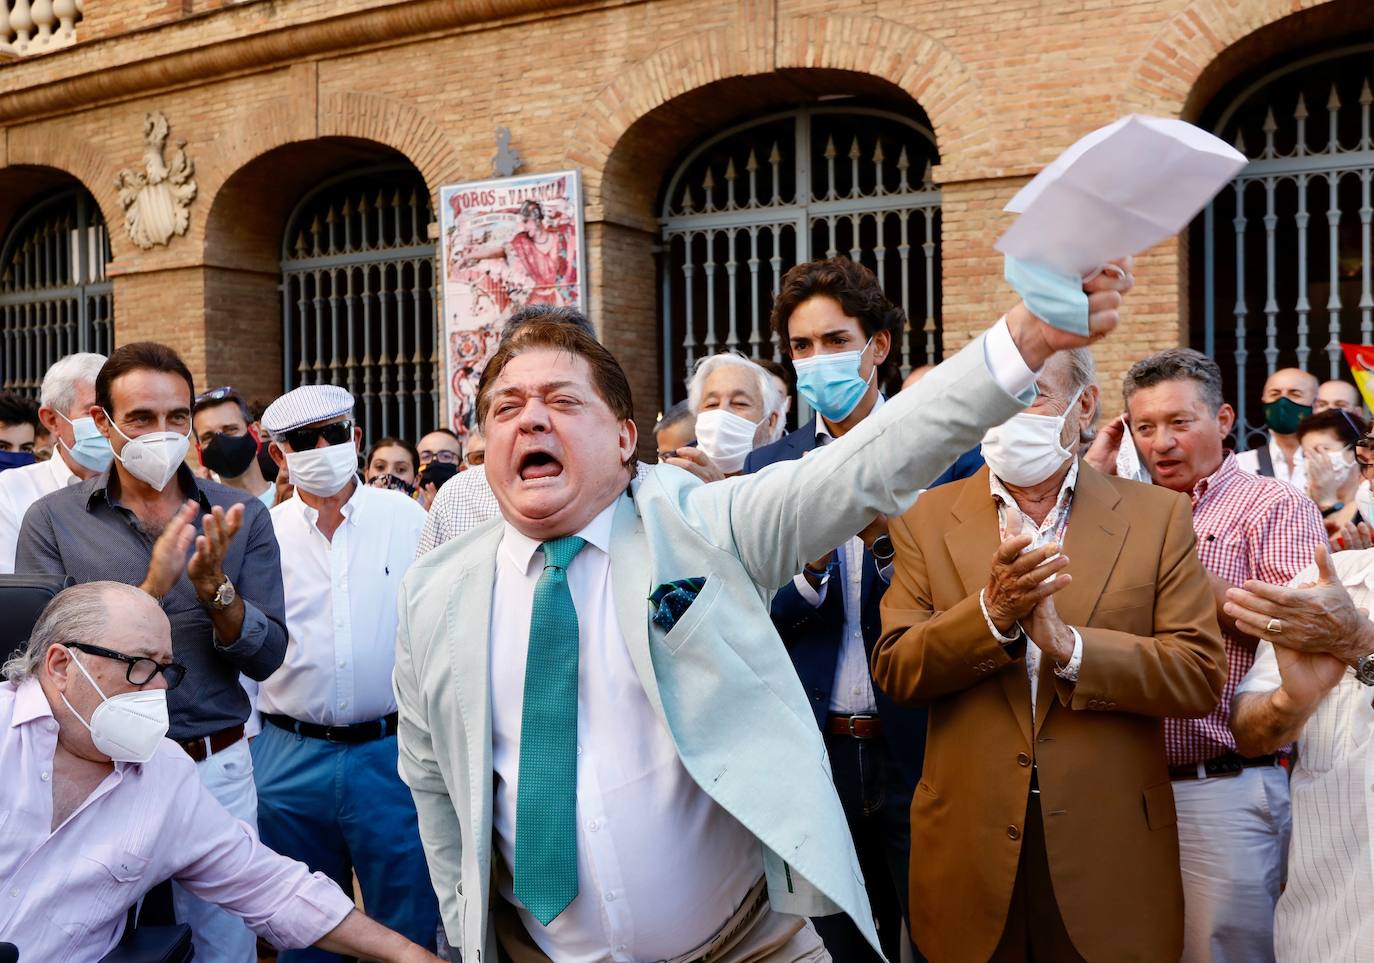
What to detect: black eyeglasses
<box><xmin>65</xmin><ymin>642</ymin><xmax>187</xmax><ymax>690</ymax></box>
<box><xmin>281</xmin><ymin>420</ymin><xmax>354</xmax><ymax>452</ymax></box>
<box><xmin>418</xmin><ymin>448</ymin><xmax>459</xmax><ymax>466</ymax></box>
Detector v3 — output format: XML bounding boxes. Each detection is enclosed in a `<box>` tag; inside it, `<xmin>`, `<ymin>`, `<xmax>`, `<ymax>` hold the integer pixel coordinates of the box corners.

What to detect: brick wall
<box><xmin>0</xmin><ymin>0</ymin><xmax>1363</xmax><ymax>432</ymax></box>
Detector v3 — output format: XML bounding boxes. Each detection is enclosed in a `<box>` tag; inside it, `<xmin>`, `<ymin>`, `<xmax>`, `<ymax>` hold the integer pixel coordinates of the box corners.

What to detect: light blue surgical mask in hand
<box><xmin>54</xmin><ymin>410</ymin><xmax>114</xmax><ymax>473</ymax></box>
<box><xmin>793</xmin><ymin>337</ymin><xmax>876</xmax><ymax>422</ymax></box>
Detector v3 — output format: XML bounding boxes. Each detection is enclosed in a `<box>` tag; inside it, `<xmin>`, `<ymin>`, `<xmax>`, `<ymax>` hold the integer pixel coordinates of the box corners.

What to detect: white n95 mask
<box><xmin>981</xmin><ymin>387</ymin><xmax>1084</xmax><ymax>487</ymax></box>
<box><xmin>285</xmin><ymin>442</ymin><xmax>359</xmax><ymax>497</ymax></box>
<box><xmin>694</xmin><ymin>409</ymin><xmax>764</xmax><ymax>475</ymax></box>
<box><xmin>60</xmin><ymin>650</ymin><xmax>169</xmax><ymax>764</ymax></box>
<box><xmin>105</xmin><ymin>411</ymin><xmax>190</xmax><ymax>492</ymax></box>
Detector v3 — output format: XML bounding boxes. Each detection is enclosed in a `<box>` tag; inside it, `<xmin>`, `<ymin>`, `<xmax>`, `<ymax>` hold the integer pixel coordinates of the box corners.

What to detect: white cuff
<box><xmin>793</xmin><ymin>570</ymin><xmax>828</xmax><ymax>607</ymax></box>
<box><xmin>983</xmin><ymin>316</ymin><xmax>1040</xmax><ymax>401</ymax></box>
<box><xmin>1053</xmin><ymin>628</ymin><xmax>1084</xmax><ymax>681</ymax></box>
<box><xmin>877</xmin><ymin>561</ymin><xmax>894</xmax><ymax>585</ymax></box>
<box><xmin>978</xmin><ymin>588</ymin><xmax>1021</xmax><ymax>645</ymax></box>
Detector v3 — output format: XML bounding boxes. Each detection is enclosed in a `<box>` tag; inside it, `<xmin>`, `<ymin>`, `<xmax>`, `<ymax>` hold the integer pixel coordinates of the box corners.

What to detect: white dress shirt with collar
<box><xmin>489</xmin><ymin>500</ymin><xmax>761</xmax><ymax>963</ymax></box>
<box><xmin>0</xmin><ymin>452</ymin><xmax>78</xmax><ymax>574</ymax></box>
<box><xmin>987</xmin><ymin>460</ymin><xmax>1085</xmax><ymax>719</ymax></box>
<box><xmin>1235</xmin><ymin>435</ymin><xmax>1307</xmax><ymax>491</ymax></box>
<box><xmin>259</xmin><ymin>482</ymin><xmax>427</xmax><ymax>726</ymax></box>
<box><xmin>791</xmin><ymin>393</ymin><xmax>887</xmax><ymax>715</ymax></box>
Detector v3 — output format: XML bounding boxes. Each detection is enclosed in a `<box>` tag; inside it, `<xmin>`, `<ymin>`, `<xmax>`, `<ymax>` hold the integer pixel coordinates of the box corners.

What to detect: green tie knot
<box><xmin>541</xmin><ymin>535</ymin><xmax>586</xmax><ymax>572</ymax></box>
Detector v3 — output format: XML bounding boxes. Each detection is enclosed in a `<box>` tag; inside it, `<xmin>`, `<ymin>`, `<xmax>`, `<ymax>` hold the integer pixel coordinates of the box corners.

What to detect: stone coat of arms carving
<box><xmin>116</xmin><ymin>112</ymin><xmax>197</xmax><ymax>250</ymax></box>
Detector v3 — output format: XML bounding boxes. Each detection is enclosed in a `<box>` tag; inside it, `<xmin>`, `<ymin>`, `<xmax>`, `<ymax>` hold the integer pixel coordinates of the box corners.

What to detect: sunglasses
<box><xmin>281</xmin><ymin>420</ymin><xmax>354</xmax><ymax>452</ymax></box>
<box><xmin>195</xmin><ymin>386</ymin><xmax>236</xmax><ymax>406</ymax></box>
<box><xmin>1355</xmin><ymin>435</ymin><xmax>1374</xmax><ymax>471</ymax></box>
<box><xmin>66</xmin><ymin>642</ymin><xmax>187</xmax><ymax>690</ymax></box>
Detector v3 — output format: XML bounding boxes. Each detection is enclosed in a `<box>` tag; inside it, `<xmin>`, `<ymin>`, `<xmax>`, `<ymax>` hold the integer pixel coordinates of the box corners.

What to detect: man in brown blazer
<box><xmin>872</xmin><ymin>348</ymin><xmax>1226</xmax><ymax>963</ymax></box>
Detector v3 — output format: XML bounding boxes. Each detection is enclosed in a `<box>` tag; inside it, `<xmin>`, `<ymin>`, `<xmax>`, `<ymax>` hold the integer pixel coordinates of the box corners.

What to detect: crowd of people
<box><xmin>1</xmin><ymin>254</ymin><xmax>1372</xmax><ymax>963</ymax></box>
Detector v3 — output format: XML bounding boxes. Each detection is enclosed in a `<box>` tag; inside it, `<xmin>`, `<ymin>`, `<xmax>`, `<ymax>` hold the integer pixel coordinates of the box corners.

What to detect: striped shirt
<box><xmin>1235</xmin><ymin>549</ymin><xmax>1374</xmax><ymax>961</ymax></box>
<box><xmin>1164</xmin><ymin>453</ymin><xmax>1325</xmax><ymax>766</ymax></box>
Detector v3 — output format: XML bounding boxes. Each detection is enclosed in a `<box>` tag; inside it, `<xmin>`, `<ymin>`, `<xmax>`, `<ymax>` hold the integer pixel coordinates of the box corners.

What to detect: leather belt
<box><xmin>1169</xmin><ymin>752</ymin><xmax>1281</xmax><ymax>781</ymax></box>
<box><xmin>179</xmin><ymin>724</ymin><xmax>245</xmax><ymax>763</ymax></box>
<box><xmin>825</xmin><ymin>713</ymin><xmax>883</xmax><ymax>739</ymax></box>
<box><xmin>264</xmin><ymin>711</ymin><xmax>399</xmax><ymax>744</ymax></box>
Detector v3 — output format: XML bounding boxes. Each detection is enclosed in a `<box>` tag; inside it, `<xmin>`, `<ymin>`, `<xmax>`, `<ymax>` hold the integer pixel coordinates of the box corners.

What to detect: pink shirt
<box><xmin>0</xmin><ymin>679</ymin><xmax>355</xmax><ymax>962</ymax></box>
<box><xmin>1163</xmin><ymin>453</ymin><xmax>1326</xmax><ymax>765</ymax></box>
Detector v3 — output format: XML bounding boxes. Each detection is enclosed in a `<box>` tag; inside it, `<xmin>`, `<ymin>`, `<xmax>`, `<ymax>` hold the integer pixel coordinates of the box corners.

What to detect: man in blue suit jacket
<box><xmin>743</xmin><ymin>259</ymin><xmax>982</xmax><ymax>962</ymax></box>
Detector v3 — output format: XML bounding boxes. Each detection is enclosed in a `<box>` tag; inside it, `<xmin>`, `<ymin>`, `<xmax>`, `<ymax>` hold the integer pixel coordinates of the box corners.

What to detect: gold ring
<box><xmin>1266</xmin><ymin>617</ymin><xmax>1283</xmax><ymax>635</ymax></box>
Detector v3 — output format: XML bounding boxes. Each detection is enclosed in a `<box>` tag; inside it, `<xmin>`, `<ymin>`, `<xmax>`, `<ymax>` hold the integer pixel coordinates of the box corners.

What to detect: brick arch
<box><xmin>566</xmin><ymin>12</ymin><xmax>995</xmax><ymax>209</ymax></box>
<box><xmin>316</xmin><ymin>91</ymin><xmax>466</xmax><ymax>191</ymax></box>
<box><xmin>3</xmin><ymin>137</ymin><xmax>126</xmax><ymax>260</ymax></box>
<box><xmin>1123</xmin><ymin>0</ymin><xmax>1343</xmax><ymax>116</ymax></box>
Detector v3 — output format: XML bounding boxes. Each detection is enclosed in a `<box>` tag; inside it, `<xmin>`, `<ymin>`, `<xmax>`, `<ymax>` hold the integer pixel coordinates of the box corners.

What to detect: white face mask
<box><xmin>981</xmin><ymin>387</ymin><xmax>1084</xmax><ymax>487</ymax></box>
<box><xmin>1327</xmin><ymin>450</ymin><xmax>1356</xmax><ymax>474</ymax></box>
<box><xmin>59</xmin><ymin>649</ymin><xmax>169</xmax><ymax>764</ymax></box>
<box><xmin>285</xmin><ymin>441</ymin><xmax>359</xmax><ymax>497</ymax></box>
<box><xmin>105</xmin><ymin>411</ymin><xmax>190</xmax><ymax>491</ymax></box>
<box><xmin>694</xmin><ymin>409</ymin><xmax>766</xmax><ymax>475</ymax></box>
<box><xmin>1357</xmin><ymin>479</ymin><xmax>1374</xmax><ymax>522</ymax></box>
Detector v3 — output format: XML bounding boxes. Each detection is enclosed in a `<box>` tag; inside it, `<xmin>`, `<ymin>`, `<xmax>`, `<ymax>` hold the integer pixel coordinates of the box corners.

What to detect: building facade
<box><xmin>1</xmin><ymin>0</ymin><xmax>1371</xmax><ymax>449</ymax></box>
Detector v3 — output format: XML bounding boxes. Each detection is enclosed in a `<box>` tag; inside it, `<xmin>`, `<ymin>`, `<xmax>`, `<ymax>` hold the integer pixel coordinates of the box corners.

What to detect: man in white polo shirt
<box><xmin>253</xmin><ymin>384</ymin><xmax>439</xmax><ymax>962</ymax></box>
<box><xmin>0</xmin><ymin>352</ymin><xmax>108</xmax><ymax>573</ymax></box>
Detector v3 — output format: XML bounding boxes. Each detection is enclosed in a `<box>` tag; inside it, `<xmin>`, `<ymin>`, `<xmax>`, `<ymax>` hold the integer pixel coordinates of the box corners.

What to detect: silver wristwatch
<box><xmin>207</xmin><ymin>576</ymin><xmax>236</xmax><ymax>612</ymax></box>
<box><xmin>1356</xmin><ymin>653</ymin><xmax>1374</xmax><ymax>687</ymax></box>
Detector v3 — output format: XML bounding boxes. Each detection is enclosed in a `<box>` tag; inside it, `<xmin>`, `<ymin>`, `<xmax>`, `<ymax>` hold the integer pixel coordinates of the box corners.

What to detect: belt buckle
<box><xmin>848</xmin><ymin>714</ymin><xmax>877</xmax><ymax>738</ymax></box>
<box><xmin>322</xmin><ymin>725</ymin><xmax>344</xmax><ymax>743</ymax></box>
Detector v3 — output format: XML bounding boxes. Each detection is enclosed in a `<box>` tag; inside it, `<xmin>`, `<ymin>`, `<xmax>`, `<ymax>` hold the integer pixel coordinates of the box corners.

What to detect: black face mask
<box><xmin>202</xmin><ymin>432</ymin><xmax>260</xmax><ymax>479</ymax></box>
<box><xmin>257</xmin><ymin>438</ymin><xmax>280</xmax><ymax>483</ymax></box>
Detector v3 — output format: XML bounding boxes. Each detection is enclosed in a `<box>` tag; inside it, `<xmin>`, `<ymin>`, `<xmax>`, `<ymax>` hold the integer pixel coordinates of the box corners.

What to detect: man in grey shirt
<box><xmin>15</xmin><ymin>341</ymin><xmax>287</xmax><ymax>963</ymax></box>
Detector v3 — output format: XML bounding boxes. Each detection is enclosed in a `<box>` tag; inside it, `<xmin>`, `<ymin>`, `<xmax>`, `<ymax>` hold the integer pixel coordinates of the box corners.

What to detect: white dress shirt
<box><xmin>0</xmin><ymin>452</ymin><xmax>78</xmax><ymax>573</ymax></box>
<box><xmin>792</xmin><ymin>394</ymin><xmax>887</xmax><ymax>714</ymax></box>
<box><xmin>1236</xmin><ymin>436</ymin><xmax>1307</xmax><ymax>491</ymax></box>
<box><xmin>1236</xmin><ymin>550</ymin><xmax>1374</xmax><ymax>961</ymax></box>
<box><xmin>489</xmin><ymin>501</ymin><xmax>761</xmax><ymax>963</ymax></box>
<box><xmin>987</xmin><ymin>461</ymin><xmax>1084</xmax><ymax>719</ymax></box>
<box><xmin>259</xmin><ymin>482</ymin><xmax>427</xmax><ymax>726</ymax></box>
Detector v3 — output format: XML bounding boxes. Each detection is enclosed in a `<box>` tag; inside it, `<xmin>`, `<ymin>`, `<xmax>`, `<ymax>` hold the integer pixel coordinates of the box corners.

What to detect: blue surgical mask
<box><xmin>54</xmin><ymin>411</ymin><xmax>114</xmax><ymax>473</ymax></box>
<box><xmin>792</xmin><ymin>337</ymin><xmax>876</xmax><ymax>422</ymax></box>
<box><xmin>0</xmin><ymin>451</ymin><xmax>35</xmax><ymax>473</ymax></box>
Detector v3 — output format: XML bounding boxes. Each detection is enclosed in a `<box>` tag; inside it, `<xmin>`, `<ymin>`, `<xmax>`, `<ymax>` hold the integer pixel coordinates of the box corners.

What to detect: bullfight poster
<box><xmin>438</xmin><ymin>170</ymin><xmax>586</xmax><ymax>437</ymax></box>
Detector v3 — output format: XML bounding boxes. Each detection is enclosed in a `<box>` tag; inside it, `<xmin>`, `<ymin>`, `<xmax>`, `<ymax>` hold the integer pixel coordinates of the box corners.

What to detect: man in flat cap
<box><xmin>253</xmin><ymin>385</ymin><xmax>439</xmax><ymax>961</ymax></box>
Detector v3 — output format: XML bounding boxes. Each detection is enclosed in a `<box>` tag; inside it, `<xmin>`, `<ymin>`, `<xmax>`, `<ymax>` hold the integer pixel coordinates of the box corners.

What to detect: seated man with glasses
<box><xmin>0</xmin><ymin>580</ymin><xmax>440</xmax><ymax>963</ymax></box>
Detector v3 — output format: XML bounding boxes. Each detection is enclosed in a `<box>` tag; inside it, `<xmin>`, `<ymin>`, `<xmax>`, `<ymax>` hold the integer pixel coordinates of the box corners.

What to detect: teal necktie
<box><xmin>513</xmin><ymin>535</ymin><xmax>587</xmax><ymax>925</ymax></box>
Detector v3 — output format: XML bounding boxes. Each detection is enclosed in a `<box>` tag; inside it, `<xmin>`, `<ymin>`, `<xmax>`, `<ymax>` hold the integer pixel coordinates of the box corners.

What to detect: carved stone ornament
<box><xmin>115</xmin><ymin>111</ymin><xmax>198</xmax><ymax>250</ymax></box>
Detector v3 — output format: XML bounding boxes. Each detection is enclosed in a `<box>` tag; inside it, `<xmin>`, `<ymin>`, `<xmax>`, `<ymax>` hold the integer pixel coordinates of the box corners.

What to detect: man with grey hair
<box><xmin>0</xmin><ymin>352</ymin><xmax>109</xmax><ymax>573</ymax></box>
<box><xmin>0</xmin><ymin>580</ymin><xmax>442</xmax><ymax>963</ymax></box>
<box><xmin>875</xmin><ymin>346</ymin><xmax>1225</xmax><ymax>962</ymax></box>
<box><xmin>1086</xmin><ymin>346</ymin><xmax>1326</xmax><ymax>963</ymax></box>
<box><xmin>682</xmin><ymin>352</ymin><xmax>783</xmax><ymax>476</ymax></box>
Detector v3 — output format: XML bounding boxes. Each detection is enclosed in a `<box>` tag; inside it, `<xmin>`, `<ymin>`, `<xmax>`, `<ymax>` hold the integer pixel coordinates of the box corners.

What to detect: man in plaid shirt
<box><xmin>1091</xmin><ymin>348</ymin><xmax>1325</xmax><ymax>963</ymax></box>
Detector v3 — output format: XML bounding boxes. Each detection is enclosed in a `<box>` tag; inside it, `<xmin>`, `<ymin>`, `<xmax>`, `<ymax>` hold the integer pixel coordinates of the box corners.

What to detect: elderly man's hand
<box><xmin>983</xmin><ymin>508</ymin><xmax>1072</xmax><ymax>633</ymax></box>
<box><xmin>1332</xmin><ymin>519</ymin><xmax>1374</xmax><ymax>553</ymax></box>
<box><xmin>1273</xmin><ymin>642</ymin><xmax>1347</xmax><ymax>712</ymax></box>
<box><xmin>1024</xmin><ymin>594</ymin><xmax>1076</xmax><ymax>667</ymax></box>
<box><xmin>1007</xmin><ymin>258</ymin><xmax>1133</xmax><ymax>370</ymax></box>
<box><xmin>664</xmin><ymin>446</ymin><xmax>727</xmax><ymax>484</ymax></box>
<box><xmin>1224</xmin><ymin>544</ymin><xmax>1374</xmax><ymax>666</ymax></box>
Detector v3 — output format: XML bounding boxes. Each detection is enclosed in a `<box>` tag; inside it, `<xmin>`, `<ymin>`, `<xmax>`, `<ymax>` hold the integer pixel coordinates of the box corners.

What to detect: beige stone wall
<box><xmin>0</xmin><ymin>0</ymin><xmax>1368</xmax><ymax>439</ymax></box>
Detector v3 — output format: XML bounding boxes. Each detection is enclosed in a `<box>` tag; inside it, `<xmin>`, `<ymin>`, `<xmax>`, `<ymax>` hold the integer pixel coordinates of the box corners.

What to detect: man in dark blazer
<box><xmin>743</xmin><ymin>257</ymin><xmax>981</xmax><ymax>962</ymax></box>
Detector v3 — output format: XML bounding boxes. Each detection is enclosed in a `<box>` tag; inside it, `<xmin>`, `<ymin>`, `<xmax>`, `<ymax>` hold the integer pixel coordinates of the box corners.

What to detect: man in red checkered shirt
<box><xmin>1089</xmin><ymin>348</ymin><xmax>1325</xmax><ymax>963</ymax></box>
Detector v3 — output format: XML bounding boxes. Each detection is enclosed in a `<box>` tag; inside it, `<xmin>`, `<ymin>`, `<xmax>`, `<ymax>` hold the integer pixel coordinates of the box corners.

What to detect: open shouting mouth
<box><xmin>518</xmin><ymin>450</ymin><xmax>564</xmax><ymax>481</ymax></box>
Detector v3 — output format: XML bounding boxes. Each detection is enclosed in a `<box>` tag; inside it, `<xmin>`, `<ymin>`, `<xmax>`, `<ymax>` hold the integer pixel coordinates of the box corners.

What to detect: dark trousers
<box><xmin>813</xmin><ymin>730</ymin><xmax>921</xmax><ymax>963</ymax></box>
<box><xmin>989</xmin><ymin>790</ymin><xmax>1086</xmax><ymax>963</ymax></box>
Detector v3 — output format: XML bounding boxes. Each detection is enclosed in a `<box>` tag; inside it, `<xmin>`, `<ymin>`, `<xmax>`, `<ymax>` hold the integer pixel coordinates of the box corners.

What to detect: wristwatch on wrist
<box><xmin>206</xmin><ymin>575</ymin><xmax>236</xmax><ymax>612</ymax></box>
<box><xmin>1321</xmin><ymin>501</ymin><xmax>1346</xmax><ymax>518</ymax></box>
<box><xmin>1355</xmin><ymin>653</ymin><xmax>1374</xmax><ymax>686</ymax></box>
<box><xmin>871</xmin><ymin>534</ymin><xmax>895</xmax><ymax>565</ymax></box>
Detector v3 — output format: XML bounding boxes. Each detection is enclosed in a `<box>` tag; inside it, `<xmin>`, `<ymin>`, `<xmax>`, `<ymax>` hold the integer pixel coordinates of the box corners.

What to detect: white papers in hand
<box><xmin>995</xmin><ymin>115</ymin><xmax>1247</xmax><ymax>277</ymax></box>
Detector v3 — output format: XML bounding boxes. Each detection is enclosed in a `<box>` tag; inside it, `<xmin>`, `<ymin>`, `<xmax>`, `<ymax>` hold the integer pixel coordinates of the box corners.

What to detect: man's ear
<box><xmin>91</xmin><ymin>405</ymin><xmax>113</xmax><ymax>440</ymax></box>
<box><xmin>871</xmin><ymin>329</ymin><xmax>892</xmax><ymax>366</ymax></box>
<box><xmin>353</xmin><ymin>425</ymin><xmax>363</xmax><ymax>449</ymax></box>
<box><xmin>620</xmin><ymin>418</ymin><xmax>638</xmax><ymax>465</ymax></box>
<box><xmin>269</xmin><ymin>440</ymin><xmax>287</xmax><ymax>472</ymax></box>
<box><xmin>38</xmin><ymin>406</ymin><xmax>62</xmax><ymax>435</ymax></box>
<box><xmin>1217</xmin><ymin>403</ymin><xmax>1236</xmax><ymax>438</ymax></box>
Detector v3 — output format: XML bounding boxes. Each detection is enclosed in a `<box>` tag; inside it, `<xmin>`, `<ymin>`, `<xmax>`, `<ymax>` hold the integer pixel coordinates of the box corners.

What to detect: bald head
<box><xmin>1316</xmin><ymin>379</ymin><xmax>1366</xmax><ymax>417</ymax></box>
<box><xmin>2</xmin><ymin>582</ymin><xmax>168</xmax><ymax>685</ymax></box>
<box><xmin>1262</xmin><ymin>368</ymin><xmax>1318</xmax><ymax>406</ymax></box>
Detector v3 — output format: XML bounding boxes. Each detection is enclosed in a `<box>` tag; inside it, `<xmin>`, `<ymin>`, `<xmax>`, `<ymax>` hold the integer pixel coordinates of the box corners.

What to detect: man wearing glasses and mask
<box><xmin>14</xmin><ymin>341</ymin><xmax>289</xmax><ymax>963</ymax></box>
<box><xmin>193</xmin><ymin>386</ymin><xmax>278</xmax><ymax>509</ymax></box>
<box><xmin>254</xmin><ymin>385</ymin><xmax>439</xmax><ymax>960</ymax></box>
<box><xmin>0</xmin><ymin>581</ymin><xmax>443</xmax><ymax>963</ymax></box>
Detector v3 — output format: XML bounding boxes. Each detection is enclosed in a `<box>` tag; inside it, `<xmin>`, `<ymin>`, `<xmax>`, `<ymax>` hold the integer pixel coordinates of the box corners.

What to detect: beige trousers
<box><xmin>494</xmin><ymin>877</ymin><xmax>831</xmax><ymax>963</ymax></box>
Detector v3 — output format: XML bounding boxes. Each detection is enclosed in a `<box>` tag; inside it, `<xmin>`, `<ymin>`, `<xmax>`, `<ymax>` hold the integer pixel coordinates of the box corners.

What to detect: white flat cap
<box><xmin>261</xmin><ymin>385</ymin><xmax>355</xmax><ymax>434</ymax></box>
